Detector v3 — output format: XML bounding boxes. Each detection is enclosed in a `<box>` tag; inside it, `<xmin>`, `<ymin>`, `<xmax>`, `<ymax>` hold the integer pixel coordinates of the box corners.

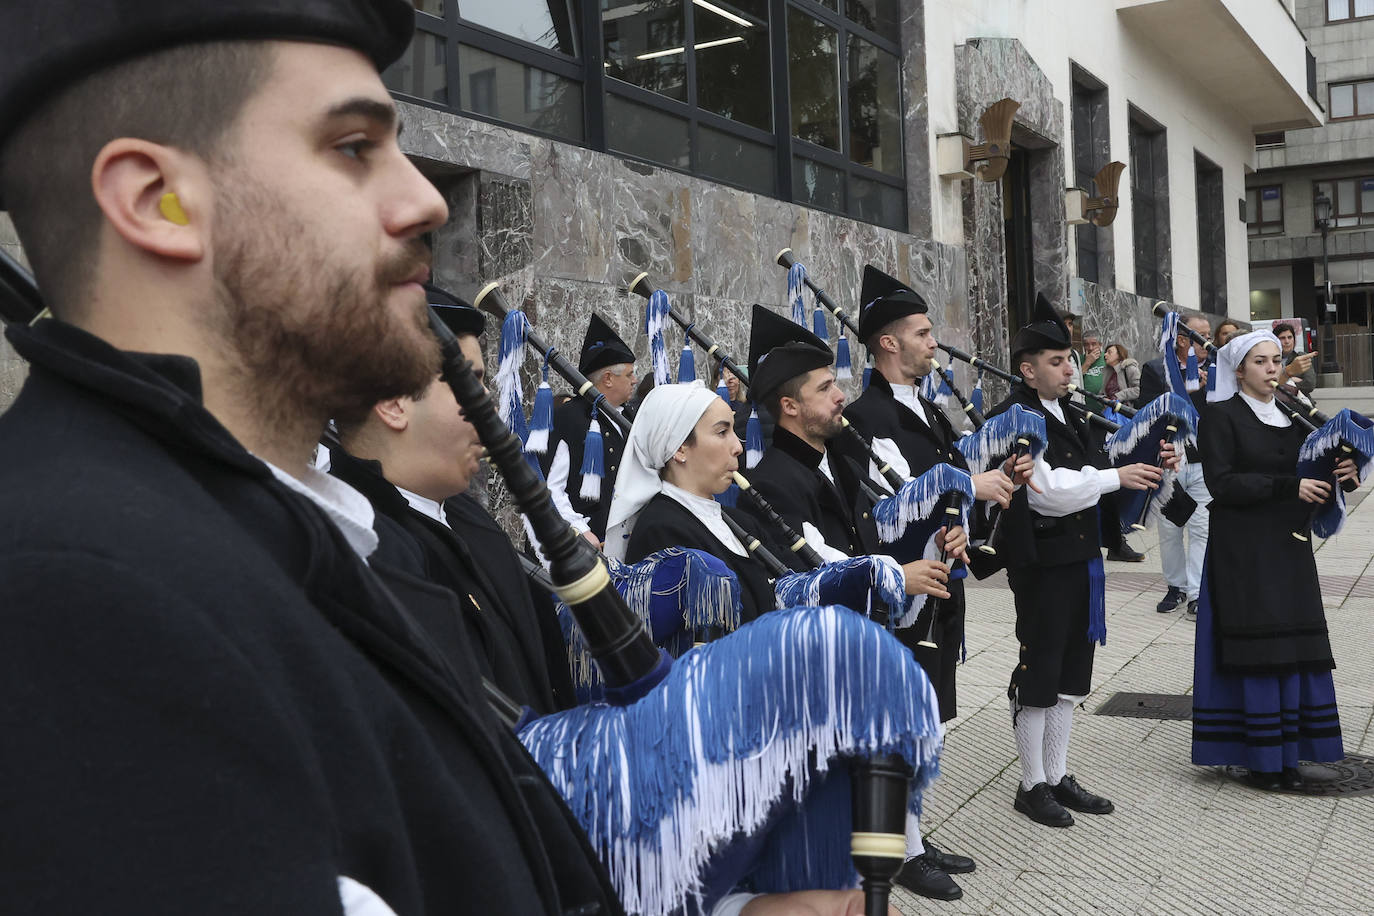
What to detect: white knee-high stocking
<box><xmin>1011</xmin><ymin>701</ymin><xmax>1048</xmax><ymax>789</ymax></box>
<box><xmin>1043</xmin><ymin>696</ymin><xmax>1077</xmax><ymax>786</ymax></box>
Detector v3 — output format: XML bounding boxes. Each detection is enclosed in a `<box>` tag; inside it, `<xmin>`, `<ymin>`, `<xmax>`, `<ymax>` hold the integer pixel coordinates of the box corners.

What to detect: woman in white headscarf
<box><xmin>605</xmin><ymin>381</ymin><xmax>779</xmax><ymax>620</ymax></box>
<box><xmin>1192</xmin><ymin>330</ymin><xmax>1360</xmax><ymax>790</ymax></box>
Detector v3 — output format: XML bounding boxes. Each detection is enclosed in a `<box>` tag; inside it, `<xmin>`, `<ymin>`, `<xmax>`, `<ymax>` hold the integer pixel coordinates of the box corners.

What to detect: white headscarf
<box><xmin>604</xmin><ymin>381</ymin><xmax>722</xmax><ymax>559</ymax></box>
<box><xmin>1209</xmin><ymin>329</ymin><xmax>1282</xmax><ymax>403</ymax></box>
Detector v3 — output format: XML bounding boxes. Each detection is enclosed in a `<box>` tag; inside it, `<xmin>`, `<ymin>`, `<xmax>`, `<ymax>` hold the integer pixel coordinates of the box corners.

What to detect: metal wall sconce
<box><xmin>1064</xmin><ymin>161</ymin><xmax>1126</xmax><ymax>226</ymax></box>
<box><xmin>937</xmin><ymin>98</ymin><xmax>1020</xmax><ymax>182</ymax></box>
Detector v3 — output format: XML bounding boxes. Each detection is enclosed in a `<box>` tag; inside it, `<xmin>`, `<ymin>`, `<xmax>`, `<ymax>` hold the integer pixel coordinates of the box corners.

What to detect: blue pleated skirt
<box><xmin>1191</xmin><ymin>567</ymin><xmax>1344</xmax><ymax>772</ymax></box>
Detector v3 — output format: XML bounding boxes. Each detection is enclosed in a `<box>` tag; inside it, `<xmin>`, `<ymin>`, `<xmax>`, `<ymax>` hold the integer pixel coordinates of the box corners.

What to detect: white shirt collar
<box><xmin>1039</xmin><ymin>397</ymin><xmax>1066</xmax><ymax>424</ymax></box>
<box><xmin>889</xmin><ymin>382</ymin><xmax>929</xmax><ymax>426</ymax></box>
<box><xmin>662</xmin><ymin>481</ymin><xmax>748</xmax><ymax>557</ymax></box>
<box><xmin>1239</xmin><ymin>391</ymin><xmax>1291</xmax><ymax>428</ymax></box>
<box><xmin>817</xmin><ymin>449</ymin><xmax>836</xmax><ymax>484</ymax></box>
<box><xmin>398</xmin><ymin>486</ymin><xmax>449</xmax><ymax>526</ymax></box>
<box><xmin>265</xmin><ymin>461</ymin><xmax>379</xmax><ymax>560</ymax></box>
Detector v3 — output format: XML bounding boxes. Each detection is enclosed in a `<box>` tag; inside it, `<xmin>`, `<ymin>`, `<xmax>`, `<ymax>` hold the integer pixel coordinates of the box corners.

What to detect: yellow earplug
<box><xmin>159</xmin><ymin>192</ymin><xmax>189</xmax><ymax>225</ymax></box>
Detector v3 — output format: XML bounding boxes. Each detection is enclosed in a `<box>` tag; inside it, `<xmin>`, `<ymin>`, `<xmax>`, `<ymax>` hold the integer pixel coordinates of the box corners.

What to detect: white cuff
<box><xmin>1094</xmin><ymin>467</ymin><xmax>1122</xmax><ymax>494</ymax></box>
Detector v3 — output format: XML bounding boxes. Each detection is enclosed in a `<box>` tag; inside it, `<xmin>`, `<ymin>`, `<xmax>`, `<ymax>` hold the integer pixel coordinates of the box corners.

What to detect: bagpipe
<box><xmin>628</xmin><ymin>272</ymin><xmax>978</xmax><ymax>634</ymax></box>
<box><xmin>434</xmin><ymin>294</ymin><xmax>941</xmax><ymax>916</ymax></box>
<box><xmin>1293</xmin><ymin>407</ymin><xmax>1374</xmax><ymax>542</ymax></box>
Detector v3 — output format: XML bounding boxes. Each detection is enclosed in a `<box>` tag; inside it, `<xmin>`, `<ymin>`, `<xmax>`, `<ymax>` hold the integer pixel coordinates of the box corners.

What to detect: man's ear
<box><xmin>373</xmin><ymin>398</ymin><xmax>409</xmax><ymax>431</ymax></box>
<box><xmin>779</xmin><ymin>395</ymin><xmax>801</xmax><ymax>419</ymax></box>
<box><xmin>91</xmin><ymin>138</ymin><xmax>207</xmax><ymax>262</ymax></box>
<box><xmin>878</xmin><ymin>333</ymin><xmax>899</xmax><ymax>356</ymax></box>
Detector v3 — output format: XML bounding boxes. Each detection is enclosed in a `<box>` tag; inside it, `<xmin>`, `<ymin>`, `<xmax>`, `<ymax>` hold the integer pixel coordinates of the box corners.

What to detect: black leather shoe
<box><xmin>1014</xmin><ymin>782</ymin><xmax>1074</xmax><ymax>827</ymax></box>
<box><xmin>1242</xmin><ymin>770</ymin><xmax>1282</xmax><ymax>791</ymax></box>
<box><xmin>1281</xmin><ymin>767</ymin><xmax>1304</xmax><ymax>790</ymax></box>
<box><xmin>922</xmin><ymin>840</ymin><xmax>976</xmax><ymax>875</ymax></box>
<box><xmin>1050</xmin><ymin>775</ymin><xmax>1115</xmax><ymax>814</ymax></box>
<box><xmin>1107</xmin><ymin>543</ymin><xmax>1144</xmax><ymax>562</ymax></box>
<box><xmin>894</xmin><ymin>856</ymin><xmax>963</xmax><ymax>900</ymax></box>
<box><xmin>1156</xmin><ymin>586</ymin><xmax>1186</xmax><ymax>613</ymax></box>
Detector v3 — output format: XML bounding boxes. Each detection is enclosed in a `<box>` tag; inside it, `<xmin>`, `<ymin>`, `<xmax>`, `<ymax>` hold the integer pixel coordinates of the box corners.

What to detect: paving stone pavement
<box><xmin>895</xmin><ymin>475</ymin><xmax>1374</xmax><ymax>915</ymax></box>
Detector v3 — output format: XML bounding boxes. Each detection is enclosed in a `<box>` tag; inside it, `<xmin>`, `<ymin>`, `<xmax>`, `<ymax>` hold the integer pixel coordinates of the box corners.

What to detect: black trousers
<box><xmin>895</xmin><ymin>582</ymin><xmax>965</xmax><ymax>722</ymax></box>
<box><xmin>1006</xmin><ymin>562</ymin><xmax>1095</xmax><ymax>708</ymax></box>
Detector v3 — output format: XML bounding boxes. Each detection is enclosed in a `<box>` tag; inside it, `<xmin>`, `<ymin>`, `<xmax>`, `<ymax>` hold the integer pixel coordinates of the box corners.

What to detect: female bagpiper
<box><xmin>1192</xmin><ymin>330</ymin><xmax>1359</xmax><ymax>789</ymax></box>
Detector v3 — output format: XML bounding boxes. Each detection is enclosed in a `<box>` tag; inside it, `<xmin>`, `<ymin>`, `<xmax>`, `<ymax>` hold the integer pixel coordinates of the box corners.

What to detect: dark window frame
<box><xmin>1195</xmin><ymin>151</ymin><xmax>1226</xmax><ymax>314</ymax></box>
<box><xmin>1313</xmin><ymin>176</ymin><xmax>1374</xmax><ymax>229</ymax></box>
<box><xmin>1070</xmin><ymin>62</ymin><xmax>1111</xmax><ymax>288</ymax></box>
<box><xmin>1326</xmin><ymin>0</ymin><xmax>1374</xmax><ymax>23</ymax></box>
<box><xmin>383</xmin><ymin>0</ymin><xmax>908</xmax><ymax>230</ymax></box>
<box><xmin>1246</xmin><ymin>184</ymin><xmax>1284</xmax><ymax>236</ymax></box>
<box><xmin>1328</xmin><ymin>78</ymin><xmax>1374</xmax><ymax>121</ymax></box>
<box><xmin>1129</xmin><ymin>105</ymin><xmax>1171</xmax><ymax>301</ymax></box>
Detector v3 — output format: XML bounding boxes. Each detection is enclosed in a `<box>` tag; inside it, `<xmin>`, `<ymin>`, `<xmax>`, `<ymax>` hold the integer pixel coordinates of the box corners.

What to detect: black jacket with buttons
<box><xmin>542</xmin><ymin>399</ymin><xmax>626</xmax><ymax>541</ymax></box>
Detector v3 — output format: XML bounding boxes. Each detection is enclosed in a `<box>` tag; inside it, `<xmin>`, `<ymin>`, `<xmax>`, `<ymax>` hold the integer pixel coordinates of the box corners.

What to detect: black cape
<box><xmin>838</xmin><ymin>372</ymin><xmax>970</xmax><ymax>720</ymax></box>
<box><xmin>0</xmin><ymin>319</ymin><xmax>621</xmax><ymax>915</ymax></box>
<box><xmin>624</xmin><ymin>492</ymin><xmax>778</xmax><ymax>622</ymax></box>
<box><xmin>1199</xmin><ymin>396</ymin><xmax>1333</xmax><ymax>673</ymax></box>
<box><xmin>328</xmin><ymin>449</ymin><xmax>574</xmax><ymax>713</ymax></box>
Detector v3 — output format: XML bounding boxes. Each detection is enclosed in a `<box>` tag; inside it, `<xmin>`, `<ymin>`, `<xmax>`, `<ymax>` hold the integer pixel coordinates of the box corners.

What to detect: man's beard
<box><xmin>210</xmin><ymin>178</ymin><xmax>439</xmax><ymax>426</ymax></box>
<box><xmin>801</xmin><ymin>403</ymin><xmax>843</xmax><ymax>442</ymax></box>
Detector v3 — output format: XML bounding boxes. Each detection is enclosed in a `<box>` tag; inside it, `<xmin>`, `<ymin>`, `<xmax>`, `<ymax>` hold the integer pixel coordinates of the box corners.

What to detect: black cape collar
<box><xmin>6</xmin><ymin>318</ymin><xmax>267</xmax><ymax>476</ymax></box>
<box><xmin>769</xmin><ymin>424</ymin><xmax>828</xmax><ymax>471</ymax></box>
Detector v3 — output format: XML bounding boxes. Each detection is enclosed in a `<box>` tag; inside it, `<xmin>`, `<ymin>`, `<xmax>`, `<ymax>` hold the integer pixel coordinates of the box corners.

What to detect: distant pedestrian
<box><xmin>1102</xmin><ymin>343</ymin><xmax>1140</xmax><ymax>409</ymax></box>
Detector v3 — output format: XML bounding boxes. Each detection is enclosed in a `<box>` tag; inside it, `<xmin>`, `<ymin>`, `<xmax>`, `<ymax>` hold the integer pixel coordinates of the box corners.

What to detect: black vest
<box><xmin>544</xmin><ymin>400</ymin><xmax>626</xmax><ymax>541</ymax></box>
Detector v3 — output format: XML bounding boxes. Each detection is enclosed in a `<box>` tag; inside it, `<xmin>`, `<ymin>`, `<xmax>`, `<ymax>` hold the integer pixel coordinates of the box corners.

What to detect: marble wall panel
<box><xmin>479</xmin><ymin>173</ymin><xmax>535</xmax><ymax>279</ymax></box>
<box><xmin>901</xmin><ymin>0</ymin><xmax>932</xmax><ymax>240</ymax></box>
<box><xmin>399</xmin><ymin>101</ymin><xmax>533</xmax><ymax>180</ymax></box>
<box><xmin>0</xmin><ymin>220</ymin><xmax>30</xmax><ymax>414</ymax></box>
<box><xmin>1074</xmin><ymin>280</ymin><xmax>1230</xmax><ymax>374</ymax></box>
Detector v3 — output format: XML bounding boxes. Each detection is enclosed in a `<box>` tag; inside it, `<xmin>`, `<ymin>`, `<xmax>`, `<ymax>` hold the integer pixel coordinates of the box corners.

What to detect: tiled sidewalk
<box><xmin>896</xmin><ymin>477</ymin><xmax>1374</xmax><ymax>915</ymax></box>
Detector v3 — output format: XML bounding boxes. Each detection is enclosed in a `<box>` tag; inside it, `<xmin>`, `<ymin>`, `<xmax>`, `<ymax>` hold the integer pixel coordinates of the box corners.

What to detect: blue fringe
<box><xmin>496</xmin><ymin>310</ymin><xmax>531</xmax><ymax>443</ymax></box>
<box><xmin>1105</xmin><ymin>393</ymin><xmax>1198</xmax><ymax>529</ymax></box>
<box><xmin>527</xmin><ymin>361</ymin><xmax>554</xmax><ymax>455</ymax></box>
<box><xmin>1087</xmin><ymin>553</ymin><xmax>1106</xmax><ymax>645</ymax></box>
<box><xmin>646</xmin><ymin>289</ymin><xmax>672</xmax><ymax>385</ymax></box>
<box><xmin>872</xmin><ymin>465</ymin><xmax>975</xmax><ymax>619</ymax></box>
<box><xmin>955</xmin><ymin>403</ymin><xmax>1047</xmax><ymax>474</ymax></box>
<box><xmin>862</xmin><ymin>362</ymin><xmax>872</xmax><ymax>390</ymax></box>
<box><xmin>1297</xmin><ymin>408</ymin><xmax>1374</xmax><ymax>538</ymax></box>
<box><xmin>579</xmin><ymin>404</ymin><xmax>605</xmax><ymax>503</ymax></box>
<box><xmin>678</xmin><ymin>342</ymin><xmax>696</xmax><ymax>383</ymax></box>
<box><xmin>788</xmin><ymin>262</ymin><xmax>808</xmax><ymax>327</ymax></box>
<box><xmin>774</xmin><ymin>557</ymin><xmax>907</xmax><ymax>627</ymax></box>
<box><xmin>746</xmin><ymin>407</ymin><xmax>764</xmax><ymax>468</ymax></box>
<box><xmin>521</xmin><ymin>605</ymin><xmax>943</xmax><ymax>916</ymax></box>
<box><xmin>835</xmin><ymin>335</ymin><xmax>852</xmax><ymax>380</ymax></box>
<box><xmin>1184</xmin><ymin>349</ymin><xmax>1200</xmax><ymax>392</ymax></box>
<box><xmin>556</xmin><ymin>548</ymin><xmax>743</xmax><ymax>699</ymax></box>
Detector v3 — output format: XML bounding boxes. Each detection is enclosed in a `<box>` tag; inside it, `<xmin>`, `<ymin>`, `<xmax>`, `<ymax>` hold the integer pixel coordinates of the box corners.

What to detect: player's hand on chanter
<box><xmin>972</xmin><ymin>469</ymin><xmax>1014</xmax><ymax>507</ymax></box>
<box><xmin>936</xmin><ymin>524</ymin><xmax>969</xmax><ymax>563</ymax></box>
<box><xmin>1158</xmin><ymin>440</ymin><xmax>1182</xmax><ymax>473</ymax></box>
<box><xmin>1117</xmin><ymin>462</ymin><xmax>1163</xmax><ymax>491</ymax></box>
<box><xmin>901</xmin><ymin>559</ymin><xmax>951</xmax><ymax>599</ymax></box>
<box><xmin>1298</xmin><ymin>477</ymin><xmax>1333</xmax><ymax>504</ymax></box>
<box><xmin>1334</xmin><ymin>458</ymin><xmax>1361</xmax><ymax>485</ymax></box>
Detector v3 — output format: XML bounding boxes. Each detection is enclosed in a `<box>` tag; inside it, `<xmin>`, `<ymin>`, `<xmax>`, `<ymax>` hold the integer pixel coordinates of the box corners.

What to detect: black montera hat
<box><xmin>425</xmin><ymin>284</ymin><xmax>485</xmax><ymax>338</ymax></box>
<box><xmin>1009</xmin><ymin>292</ymin><xmax>1073</xmax><ymax>364</ymax></box>
<box><xmin>579</xmin><ymin>313</ymin><xmax>636</xmax><ymax>376</ymax></box>
<box><xmin>0</xmin><ymin>0</ymin><xmax>414</xmax><ymax>181</ymax></box>
<box><xmin>857</xmin><ymin>265</ymin><xmax>929</xmax><ymax>344</ymax></box>
<box><xmin>747</xmin><ymin>304</ymin><xmax>833</xmax><ymax>402</ymax></box>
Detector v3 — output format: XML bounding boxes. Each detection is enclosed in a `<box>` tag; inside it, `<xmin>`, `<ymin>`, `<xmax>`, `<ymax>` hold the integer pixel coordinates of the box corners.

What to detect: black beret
<box><xmin>857</xmin><ymin>264</ymin><xmax>928</xmax><ymax>343</ymax></box>
<box><xmin>747</xmin><ymin>304</ymin><xmax>833</xmax><ymax>402</ymax></box>
<box><xmin>580</xmin><ymin>313</ymin><xmax>636</xmax><ymax>376</ymax></box>
<box><xmin>1009</xmin><ymin>292</ymin><xmax>1072</xmax><ymax>364</ymax></box>
<box><xmin>0</xmin><ymin>0</ymin><xmax>414</xmax><ymax>162</ymax></box>
<box><xmin>425</xmin><ymin>283</ymin><xmax>485</xmax><ymax>338</ymax></box>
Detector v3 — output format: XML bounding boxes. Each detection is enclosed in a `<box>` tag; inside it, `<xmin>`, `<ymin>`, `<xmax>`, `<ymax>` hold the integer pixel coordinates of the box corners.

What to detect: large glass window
<box><xmin>1329</xmin><ymin>79</ymin><xmax>1374</xmax><ymax>120</ymax></box>
<box><xmin>1071</xmin><ymin>66</ymin><xmax>1110</xmax><ymax>287</ymax></box>
<box><xmin>1328</xmin><ymin>0</ymin><xmax>1374</xmax><ymax>22</ymax></box>
<box><xmin>1246</xmin><ymin>185</ymin><xmax>1283</xmax><ymax>236</ymax></box>
<box><xmin>1314</xmin><ymin>177</ymin><xmax>1374</xmax><ymax>228</ymax></box>
<box><xmin>386</xmin><ymin>0</ymin><xmax>905</xmax><ymax>228</ymax></box>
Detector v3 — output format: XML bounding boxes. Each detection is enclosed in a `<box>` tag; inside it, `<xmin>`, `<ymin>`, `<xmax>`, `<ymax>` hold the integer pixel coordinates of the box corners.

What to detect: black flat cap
<box><xmin>748</xmin><ymin>304</ymin><xmax>833</xmax><ymax>402</ymax></box>
<box><xmin>0</xmin><ymin>0</ymin><xmax>414</xmax><ymax>166</ymax></box>
<box><xmin>857</xmin><ymin>265</ymin><xmax>928</xmax><ymax>344</ymax></box>
<box><xmin>425</xmin><ymin>284</ymin><xmax>485</xmax><ymax>338</ymax></box>
<box><xmin>579</xmin><ymin>313</ymin><xmax>636</xmax><ymax>376</ymax></box>
<box><xmin>1010</xmin><ymin>292</ymin><xmax>1072</xmax><ymax>363</ymax></box>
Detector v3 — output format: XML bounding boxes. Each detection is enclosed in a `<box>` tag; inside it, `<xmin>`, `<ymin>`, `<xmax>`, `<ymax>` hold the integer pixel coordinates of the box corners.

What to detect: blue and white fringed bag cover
<box><xmin>954</xmin><ymin>404</ymin><xmax>1047</xmax><ymax>475</ymax></box>
<box><xmin>1106</xmin><ymin>392</ymin><xmax>1198</xmax><ymax>529</ymax></box>
<box><xmin>1297</xmin><ymin>408</ymin><xmax>1374</xmax><ymax>539</ymax></box>
<box><xmin>773</xmin><ymin>556</ymin><xmax>907</xmax><ymax>627</ymax></box>
<box><xmin>871</xmin><ymin>463</ymin><xmax>976</xmax><ymax>627</ymax></box>
<box><xmin>556</xmin><ymin>548</ymin><xmax>742</xmax><ymax>699</ymax></box>
<box><xmin>645</xmin><ymin>289</ymin><xmax>673</xmax><ymax>386</ymax></box>
<box><xmin>495</xmin><ymin>309</ymin><xmax>531</xmax><ymax>445</ymax></box>
<box><xmin>520</xmin><ymin>605</ymin><xmax>943</xmax><ymax>916</ymax></box>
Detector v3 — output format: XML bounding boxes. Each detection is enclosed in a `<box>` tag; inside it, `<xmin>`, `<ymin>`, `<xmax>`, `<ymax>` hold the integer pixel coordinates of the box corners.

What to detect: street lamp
<box><xmin>1314</xmin><ymin>190</ymin><xmax>1341</xmax><ymax>377</ymax></box>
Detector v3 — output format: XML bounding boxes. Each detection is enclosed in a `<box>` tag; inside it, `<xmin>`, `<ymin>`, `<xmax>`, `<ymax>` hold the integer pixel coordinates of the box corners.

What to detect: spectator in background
<box><xmin>1214</xmin><ymin>319</ymin><xmax>1243</xmax><ymax>347</ymax></box>
<box><xmin>1062</xmin><ymin>312</ymin><xmax>1085</xmax><ymax>404</ymax></box>
<box><xmin>1275</xmin><ymin>323</ymin><xmax>1317</xmax><ymax>396</ymax></box>
<box><xmin>1080</xmin><ymin>334</ymin><xmax>1107</xmax><ymax>407</ymax></box>
<box><xmin>1103</xmin><ymin>343</ymin><xmax>1141</xmax><ymax>409</ymax></box>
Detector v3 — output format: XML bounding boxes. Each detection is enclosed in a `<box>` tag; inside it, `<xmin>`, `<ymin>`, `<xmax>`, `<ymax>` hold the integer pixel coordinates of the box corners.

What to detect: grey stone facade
<box><xmin>1</xmin><ymin>214</ymin><xmax>29</xmax><ymax>409</ymax></box>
